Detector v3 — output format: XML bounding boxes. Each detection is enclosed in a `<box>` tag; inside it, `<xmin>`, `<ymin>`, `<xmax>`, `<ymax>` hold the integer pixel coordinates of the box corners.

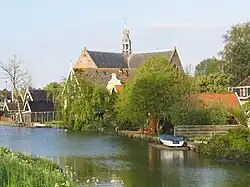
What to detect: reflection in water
<box><xmin>0</xmin><ymin>125</ymin><xmax>250</xmax><ymax>187</ymax></box>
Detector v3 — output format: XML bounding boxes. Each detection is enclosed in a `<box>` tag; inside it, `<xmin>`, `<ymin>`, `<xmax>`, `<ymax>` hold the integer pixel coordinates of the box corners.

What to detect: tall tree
<box><xmin>43</xmin><ymin>81</ymin><xmax>63</xmax><ymax>110</ymax></box>
<box><xmin>0</xmin><ymin>54</ymin><xmax>32</xmax><ymax>123</ymax></box>
<box><xmin>221</xmin><ymin>22</ymin><xmax>250</xmax><ymax>86</ymax></box>
<box><xmin>195</xmin><ymin>73</ymin><xmax>229</xmax><ymax>93</ymax></box>
<box><xmin>115</xmin><ymin>56</ymin><xmax>192</xmax><ymax>132</ymax></box>
<box><xmin>195</xmin><ymin>57</ymin><xmax>225</xmax><ymax>76</ymax></box>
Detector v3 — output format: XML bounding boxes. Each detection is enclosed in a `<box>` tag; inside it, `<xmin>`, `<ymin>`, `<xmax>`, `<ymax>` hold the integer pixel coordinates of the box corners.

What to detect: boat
<box><xmin>159</xmin><ymin>134</ymin><xmax>186</xmax><ymax>147</ymax></box>
<box><xmin>33</xmin><ymin>123</ymin><xmax>46</xmax><ymax>128</ymax></box>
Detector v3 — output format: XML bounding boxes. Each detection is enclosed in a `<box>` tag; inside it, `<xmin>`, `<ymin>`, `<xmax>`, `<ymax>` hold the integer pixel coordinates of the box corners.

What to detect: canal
<box><xmin>0</xmin><ymin>125</ymin><xmax>250</xmax><ymax>187</ymax></box>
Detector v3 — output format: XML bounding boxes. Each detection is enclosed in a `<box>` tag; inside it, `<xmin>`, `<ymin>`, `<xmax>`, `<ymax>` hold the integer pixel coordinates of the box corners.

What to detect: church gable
<box><xmin>74</xmin><ymin>49</ymin><xmax>98</xmax><ymax>69</ymax></box>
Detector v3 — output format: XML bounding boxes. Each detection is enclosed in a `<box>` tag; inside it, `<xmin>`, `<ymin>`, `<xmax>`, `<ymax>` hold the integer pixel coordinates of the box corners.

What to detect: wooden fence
<box><xmin>174</xmin><ymin>125</ymin><xmax>241</xmax><ymax>137</ymax></box>
<box><xmin>22</xmin><ymin>111</ymin><xmax>63</xmax><ymax>123</ymax></box>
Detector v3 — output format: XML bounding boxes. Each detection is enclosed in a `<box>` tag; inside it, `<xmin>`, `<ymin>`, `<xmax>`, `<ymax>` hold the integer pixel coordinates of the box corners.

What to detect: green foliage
<box><xmin>243</xmin><ymin>101</ymin><xmax>250</xmax><ymax>113</ymax></box>
<box><xmin>0</xmin><ymin>147</ymin><xmax>76</xmax><ymax>187</ymax></box>
<box><xmin>169</xmin><ymin>99</ymin><xmax>229</xmax><ymax>126</ymax></box>
<box><xmin>195</xmin><ymin>73</ymin><xmax>230</xmax><ymax>93</ymax></box>
<box><xmin>228</xmin><ymin>107</ymin><xmax>248</xmax><ymax>126</ymax></box>
<box><xmin>0</xmin><ymin>89</ymin><xmax>7</xmax><ymax>98</ymax></box>
<box><xmin>115</xmin><ymin>56</ymin><xmax>192</xmax><ymax>129</ymax></box>
<box><xmin>200</xmin><ymin>126</ymin><xmax>250</xmax><ymax>162</ymax></box>
<box><xmin>195</xmin><ymin>57</ymin><xmax>225</xmax><ymax>76</ymax></box>
<box><xmin>44</xmin><ymin>81</ymin><xmax>64</xmax><ymax>111</ymax></box>
<box><xmin>61</xmin><ymin>75</ymin><xmax>113</xmax><ymax>131</ymax></box>
<box><xmin>221</xmin><ymin>21</ymin><xmax>250</xmax><ymax>86</ymax></box>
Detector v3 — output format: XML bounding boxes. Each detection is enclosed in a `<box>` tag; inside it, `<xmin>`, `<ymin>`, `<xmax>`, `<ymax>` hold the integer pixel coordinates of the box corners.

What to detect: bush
<box><xmin>169</xmin><ymin>100</ymin><xmax>229</xmax><ymax>126</ymax></box>
<box><xmin>200</xmin><ymin>126</ymin><xmax>250</xmax><ymax>162</ymax></box>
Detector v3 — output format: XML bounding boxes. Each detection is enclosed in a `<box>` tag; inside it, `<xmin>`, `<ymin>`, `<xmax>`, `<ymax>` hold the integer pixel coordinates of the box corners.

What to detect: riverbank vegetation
<box><xmin>200</xmin><ymin>126</ymin><xmax>250</xmax><ymax>163</ymax></box>
<box><xmin>0</xmin><ymin>147</ymin><xmax>76</xmax><ymax>187</ymax></box>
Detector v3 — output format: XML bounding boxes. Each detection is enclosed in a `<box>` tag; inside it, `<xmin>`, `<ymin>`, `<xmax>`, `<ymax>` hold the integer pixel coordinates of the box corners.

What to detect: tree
<box><xmin>115</xmin><ymin>56</ymin><xmax>192</xmax><ymax>133</ymax></box>
<box><xmin>221</xmin><ymin>22</ymin><xmax>250</xmax><ymax>86</ymax></box>
<box><xmin>43</xmin><ymin>81</ymin><xmax>63</xmax><ymax>111</ymax></box>
<box><xmin>195</xmin><ymin>57</ymin><xmax>225</xmax><ymax>76</ymax></box>
<box><xmin>0</xmin><ymin>54</ymin><xmax>32</xmax><ymax>123</ymax></box>
<box><xmin>195</xmin><ymin>73</ymin><xmax>230</xmax><ymax>93</ymax></box>
<box><xmin>61</xmin><ymin>74</ymin><xmax>111</xmax><ymax>131</ymax></box>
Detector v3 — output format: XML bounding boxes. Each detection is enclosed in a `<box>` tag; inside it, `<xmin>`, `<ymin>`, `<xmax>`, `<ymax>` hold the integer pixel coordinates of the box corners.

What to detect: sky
<box><xmin>0</xmin><ymin>0</ymin><xmax>250</xmax><ymax>89</ymax></box>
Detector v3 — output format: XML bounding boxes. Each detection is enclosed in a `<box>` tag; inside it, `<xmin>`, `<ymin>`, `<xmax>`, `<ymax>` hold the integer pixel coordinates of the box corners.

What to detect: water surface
<box><xmin>0</xmin><ymin>125</ymin><xmax>249</xmax><ymax>187</ymax></box>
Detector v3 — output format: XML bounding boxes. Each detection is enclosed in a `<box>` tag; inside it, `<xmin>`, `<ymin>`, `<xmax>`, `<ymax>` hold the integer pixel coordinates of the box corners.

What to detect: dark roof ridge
<box><xmin>132</xmin><ymin>49</ymin><xmax>174</xmax><ymax>54</ymax></box>
<box><xmin>87</xmin><ymin>50</ymin><xmax>123</xmax><ymax>54</ymax></box>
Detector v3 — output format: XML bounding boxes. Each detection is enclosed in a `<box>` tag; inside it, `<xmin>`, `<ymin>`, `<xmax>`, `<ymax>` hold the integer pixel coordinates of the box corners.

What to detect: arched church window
<box><xmin>126</xmin><ymin>44</ymin><xmax>129</xmax><ymax>49</ymax></box>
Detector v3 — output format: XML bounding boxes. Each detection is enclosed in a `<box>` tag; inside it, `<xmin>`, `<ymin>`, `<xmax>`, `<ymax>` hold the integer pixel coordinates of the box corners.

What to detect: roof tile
<box><xmin>115</xmin><ymin>85</ymin><xmax>123</xmax><ymax>93</ymax></box>
<box><xmin>192</xmin><ymin>93</ymin><xmax>240</xmax><ymax>108</ymax></box>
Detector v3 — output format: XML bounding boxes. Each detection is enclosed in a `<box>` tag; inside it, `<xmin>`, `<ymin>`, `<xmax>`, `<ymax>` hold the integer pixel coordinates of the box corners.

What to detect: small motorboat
<box><xmin>160</xmin><ymin>134</ymin><xmax>186</xmax><ymax>147</ymax></box>
<box><xmin>33</xmin><ymin>123</ymin><xmax>46</xmax><ymax>128</ymax></box>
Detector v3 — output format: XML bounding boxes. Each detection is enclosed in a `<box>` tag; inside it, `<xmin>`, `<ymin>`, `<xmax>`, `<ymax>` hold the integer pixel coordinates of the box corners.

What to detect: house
<box><xmin>106</xmin><ymin>73</ymin><xmax>123</xmax><ymax>94</ymax></box>
<box><xmin>228</xmin><ymin>76</ymin><xmax>250</xmax><ymax>104</ymax></box>
<box><xmin>22</xmin><ymin>89</ymin><xmax>55</xmax><ymax>123</ymax></box>
<box><xmin>3</xmin><ymin>90</ymin><xmax>25</xmax><ymax>119</ymax></box>
<box><xmin>65</xmin><ymin>25</ymin><xmax>184</xmax><ymax>92</ymax></box>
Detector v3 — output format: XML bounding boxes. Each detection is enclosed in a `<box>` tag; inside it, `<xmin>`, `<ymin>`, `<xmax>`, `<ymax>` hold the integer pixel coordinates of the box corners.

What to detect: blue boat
<box><xmin>159</xmin><ymin>134</ymin><xmax>186</xmax><ymax>147</ymax></box>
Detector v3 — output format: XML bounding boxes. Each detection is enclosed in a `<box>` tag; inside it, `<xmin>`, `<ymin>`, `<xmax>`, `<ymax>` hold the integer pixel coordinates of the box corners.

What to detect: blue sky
<box><xmin>0</xmin><ymin>0</ymin><xmax>250</xmax><ymax>89</ymax></box>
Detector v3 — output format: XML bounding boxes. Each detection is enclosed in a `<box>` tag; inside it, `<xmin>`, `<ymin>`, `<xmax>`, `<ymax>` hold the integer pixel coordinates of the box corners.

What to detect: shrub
<box><xmin>169</xmin><ymin>100</ymin><xmax>229</xmax><ymax>126</ymax></box>
<box><xmin>200</xmin><ymin>126</ymin><xmax>250</xmax><ymax>162</ymax></box>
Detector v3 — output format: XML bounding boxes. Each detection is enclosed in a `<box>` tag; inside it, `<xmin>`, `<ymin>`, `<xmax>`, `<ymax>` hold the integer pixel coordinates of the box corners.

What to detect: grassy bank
<box><xmin>118</xmin><ymin>130</ymin><xmax>161</xmax><ymax>143</ymax></box>
<box><xmin>199</xmin><ymin>126</ymin><xmax>250</xmax><ymax>163</ymax></box>
<box><xmin>0</xmin><ymin>147</ymin><xmax>76</xmax><ymax>187</ymax></box>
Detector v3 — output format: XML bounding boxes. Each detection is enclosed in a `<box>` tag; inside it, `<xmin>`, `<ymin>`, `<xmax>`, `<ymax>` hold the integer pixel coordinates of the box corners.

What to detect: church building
<box><xmin>68</xmin><ymin>26</ymin><xmax>184</xmax><ymax>93</ymax></box>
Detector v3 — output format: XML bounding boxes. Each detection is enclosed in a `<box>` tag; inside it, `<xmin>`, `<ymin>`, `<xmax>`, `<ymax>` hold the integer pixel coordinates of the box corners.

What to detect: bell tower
<box><xmin>121</xmin><ymin>23</ymin><xmax>132</xmax><ymax>56</ymax></box>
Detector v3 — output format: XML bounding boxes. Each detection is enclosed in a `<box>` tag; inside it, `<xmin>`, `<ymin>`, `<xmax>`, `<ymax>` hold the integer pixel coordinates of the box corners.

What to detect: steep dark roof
<box><xmin>28</xmin><ymin>101</ymin><xmax>54</xmax><ymax>112</ymax></box>
<box><xmin>128</xmin><ymin>50</ymin><xmax>173</xmax><ymax>68</ymax></box>
<box><xmin>29</xmin><ymin>89</ymin><xmax>48</xmax><ymax>101</ymax></box>
<box><xmin>87</xmin><ymin>50</ymin><xmax>128</xmax><ymax>68</ymax></box>
<box><xmin>6</xmin><ymin>102</ymin><xmax>24</xmax><ymax>111</ymax></box>
<box><xmin>237</xmin><ymin>76</ymin><xmax>250</xmax><ymax>86</ymax></box>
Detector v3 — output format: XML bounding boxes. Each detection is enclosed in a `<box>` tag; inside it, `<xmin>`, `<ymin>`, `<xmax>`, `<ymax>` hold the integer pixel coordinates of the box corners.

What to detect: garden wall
<box><xmin>174</xmin><ymin>125</ymin><xmax>241</xmax><ymax>137</ymax></box>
